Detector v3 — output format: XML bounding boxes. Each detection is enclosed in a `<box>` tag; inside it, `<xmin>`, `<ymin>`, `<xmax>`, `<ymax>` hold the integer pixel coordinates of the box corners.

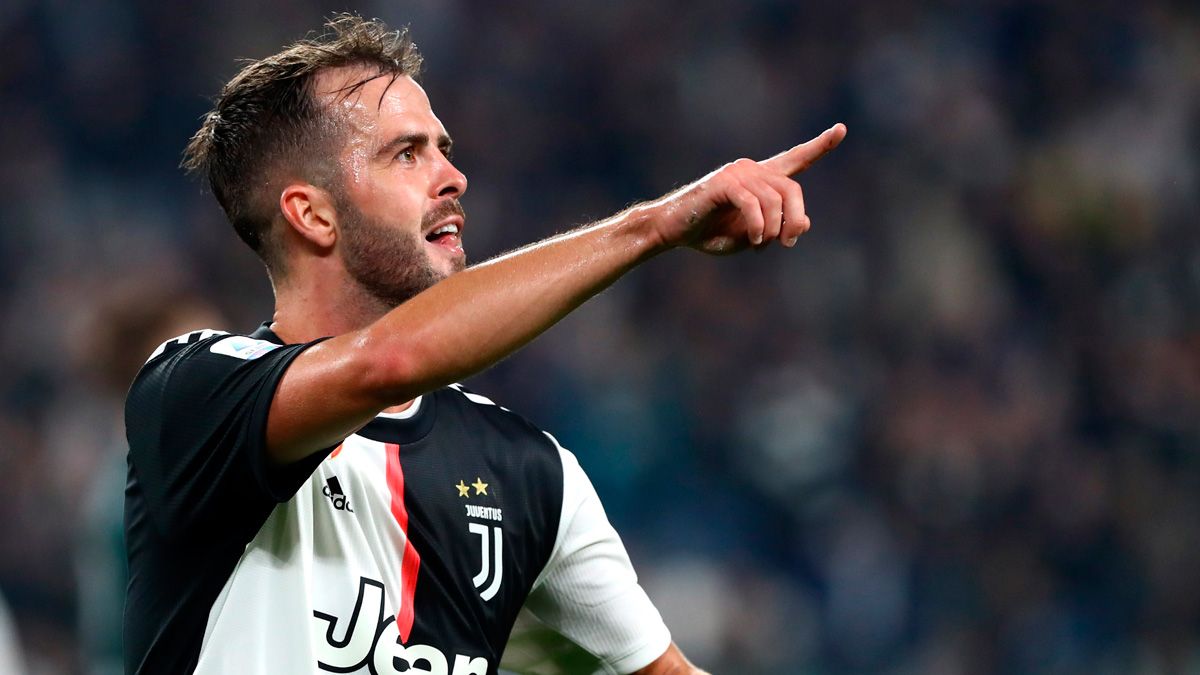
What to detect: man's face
<box><xmin>320</xmin><ymin>71</ymin><xmax>468</xmax><ymax>308</ymax></box>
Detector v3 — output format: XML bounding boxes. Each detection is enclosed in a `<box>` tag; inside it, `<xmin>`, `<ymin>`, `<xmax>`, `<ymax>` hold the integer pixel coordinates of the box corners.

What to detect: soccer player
<box><xmin>123</xmin><ymin>14</ymin><xmax>844</xmax><ymax>675</ymax></box>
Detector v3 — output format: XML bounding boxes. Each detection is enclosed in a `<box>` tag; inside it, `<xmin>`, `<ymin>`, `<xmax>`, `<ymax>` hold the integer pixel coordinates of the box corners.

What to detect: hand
<box><xmin>644</xmin><ymin>123</ymin><xmax>846</xmax><ymax>254</ymax></box>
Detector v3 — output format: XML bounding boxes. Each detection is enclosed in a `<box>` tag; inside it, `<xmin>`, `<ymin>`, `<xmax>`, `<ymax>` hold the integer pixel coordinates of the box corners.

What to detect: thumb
<box><xmin>760</xmin><ymin>123</ymin><xmax>847</xmax><ymax>176</ymax></box>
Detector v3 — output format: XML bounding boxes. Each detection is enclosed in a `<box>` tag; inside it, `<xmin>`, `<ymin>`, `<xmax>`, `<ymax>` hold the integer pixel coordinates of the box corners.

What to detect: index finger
<box><xmin>759</xmin><ymin>123</ymin><xmax>847</xmax><ymax>176</ymax></box>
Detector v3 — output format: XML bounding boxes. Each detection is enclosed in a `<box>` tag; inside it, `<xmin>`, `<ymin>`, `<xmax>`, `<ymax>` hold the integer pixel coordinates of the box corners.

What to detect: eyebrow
<box><xmin>376</xmin><ymin>132</ymin><xmax>454</xmax><ymax>160</ymax></box>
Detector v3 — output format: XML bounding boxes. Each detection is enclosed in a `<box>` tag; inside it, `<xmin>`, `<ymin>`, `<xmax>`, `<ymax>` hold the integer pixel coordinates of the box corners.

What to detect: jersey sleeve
<box><xmin>124</xmin><ymin>331</ymin><xmax>330</xmax><ymax>539</ymax></box>
<box><xmin>513</xmin><ymin>435</ymin><xmax>671</xmax><ymax>675</ymax></box>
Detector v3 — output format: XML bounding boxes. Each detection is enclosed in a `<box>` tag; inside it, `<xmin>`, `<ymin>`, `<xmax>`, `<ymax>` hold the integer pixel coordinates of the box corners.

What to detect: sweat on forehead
<box><xmin>316</xmin><ymin>69</ymin><xmax>437</xmax><ymax>155</ymax></box>
<box><xmin>312</xmin><ymin>65</ymin><xmax>421</xmax><ymax>118</ymax></box>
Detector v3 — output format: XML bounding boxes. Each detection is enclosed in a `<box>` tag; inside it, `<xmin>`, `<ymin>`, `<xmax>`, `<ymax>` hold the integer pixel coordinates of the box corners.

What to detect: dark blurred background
<box><xmin>1</xmin><ymin>1</ymin><xmax>1198</xmax><ymax>673</ymax></box>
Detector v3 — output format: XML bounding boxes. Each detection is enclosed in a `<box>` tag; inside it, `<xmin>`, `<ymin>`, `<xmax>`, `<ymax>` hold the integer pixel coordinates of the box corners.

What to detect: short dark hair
<box><xmin>182</xmin><ymin>14</ymin><xmax>423</xmax><ymax>275</ymax></box>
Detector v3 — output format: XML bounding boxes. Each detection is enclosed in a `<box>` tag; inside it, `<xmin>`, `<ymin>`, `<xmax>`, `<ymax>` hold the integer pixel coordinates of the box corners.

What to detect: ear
<box><xmin>279</xmin><ymin>182</ymin><xmax>339</xmax><ymax>249</ymax></box>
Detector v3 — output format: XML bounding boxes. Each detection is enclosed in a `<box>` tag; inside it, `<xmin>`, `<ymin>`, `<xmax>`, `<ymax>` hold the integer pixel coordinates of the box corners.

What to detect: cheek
<box><xmin>349</xmin><ymin>182</ymin><xmax>427</xmax><ymax>231</ymax></box>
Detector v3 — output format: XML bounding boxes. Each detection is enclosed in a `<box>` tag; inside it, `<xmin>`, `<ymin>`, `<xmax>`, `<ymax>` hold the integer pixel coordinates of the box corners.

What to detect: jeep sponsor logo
<box><xmin>313</xmin><ymin>577</ymin><xmax>487</xmax><ymax>675</ymax></box>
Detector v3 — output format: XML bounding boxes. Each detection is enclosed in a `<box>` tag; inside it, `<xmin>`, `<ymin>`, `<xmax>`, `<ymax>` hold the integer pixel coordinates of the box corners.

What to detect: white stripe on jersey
<box><xmin>146</xmin><ymin>329</ymin><xmax>229</xmax><ymax>362</ymax></box>
<box><xmin>448</xmin><ymin>383</ymin><xmax>512</xmax><ymax>412</ymax></box>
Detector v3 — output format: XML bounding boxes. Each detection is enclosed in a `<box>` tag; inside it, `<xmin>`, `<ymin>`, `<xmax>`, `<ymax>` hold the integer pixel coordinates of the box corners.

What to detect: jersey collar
<box><xmin>251</xmin><ymin>322</ymin><xmax>286</xmax><ymax>344</ymax></box>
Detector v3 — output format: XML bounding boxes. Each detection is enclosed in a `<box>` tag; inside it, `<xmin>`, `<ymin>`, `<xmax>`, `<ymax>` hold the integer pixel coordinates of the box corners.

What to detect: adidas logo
<box><xmin>322</xmin><ymin>476</ymin><xmax>354</xmax><ymax>513</ymax></box>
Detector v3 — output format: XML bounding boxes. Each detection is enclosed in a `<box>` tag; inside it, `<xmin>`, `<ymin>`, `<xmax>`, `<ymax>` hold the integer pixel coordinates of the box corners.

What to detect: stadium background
<box><xmin>1</xmin><ymin>0</ymin><xmax>1198</xmax><ymax>673</ymax></box>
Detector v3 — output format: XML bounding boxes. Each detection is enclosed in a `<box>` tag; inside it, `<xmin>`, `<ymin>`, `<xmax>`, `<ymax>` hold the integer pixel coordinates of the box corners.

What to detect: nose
<box><xmin>434</xmin><ymin>154</ymin><xmax>468</xmax><ymax>199</ymax></box>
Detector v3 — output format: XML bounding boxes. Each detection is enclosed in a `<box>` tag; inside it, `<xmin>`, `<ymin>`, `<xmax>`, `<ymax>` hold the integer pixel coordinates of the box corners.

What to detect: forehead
<box><xmin>314</xmin><ymin>68</ymin><xmax>444</xmax><ymax>141</ymax></box>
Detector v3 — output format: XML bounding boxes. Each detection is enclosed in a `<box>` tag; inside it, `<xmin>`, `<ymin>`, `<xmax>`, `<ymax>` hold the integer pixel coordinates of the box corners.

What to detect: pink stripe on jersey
<box><xmin>385</xmin><ymin>442</ymin><xmax>421</xmax><ymax>643</ymax></box>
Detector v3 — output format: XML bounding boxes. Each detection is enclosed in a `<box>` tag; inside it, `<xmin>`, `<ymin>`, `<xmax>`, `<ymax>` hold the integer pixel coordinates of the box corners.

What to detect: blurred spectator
<box><xmin>72</xmin><ymin>282</ymin><xmax>225</xmax><ymax>675</ymax></box>
<box><xmin>0</xmin><ymin>591</ymin><xmax>26</xmax><ymax>675</ymax></box>
<box><xmin>0</xmin><ymin>0</ymin><xmax>1197</xmax><ymax>672</ymax></box>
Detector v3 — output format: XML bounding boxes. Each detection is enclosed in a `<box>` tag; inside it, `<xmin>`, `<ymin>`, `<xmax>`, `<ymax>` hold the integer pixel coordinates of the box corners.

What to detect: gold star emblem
<box><xmin>455</xmin><ymin>480</ymin><xmax>470</xmax><ymax>498</ymax></box>
<box><xmin>472</xmin><ymin>477</ymin><xmax>489</xmax><ymax>496</ymax></box>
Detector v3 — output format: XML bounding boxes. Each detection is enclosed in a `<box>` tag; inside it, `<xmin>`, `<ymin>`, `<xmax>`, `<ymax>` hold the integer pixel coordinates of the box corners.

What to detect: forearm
<box><xmin>267</xmin><ymin>206</ymin><xmax>666</xmax><ymax>460</ymax></box>
<box><xmin>267</xmin><ymin>125</ymin><xmax>843</xmax><ymax>461</ymax></box>
<box><xmin>363</xmin><ymin>205</ymin><xmax>665</xmax><ymax>402</ymax></box>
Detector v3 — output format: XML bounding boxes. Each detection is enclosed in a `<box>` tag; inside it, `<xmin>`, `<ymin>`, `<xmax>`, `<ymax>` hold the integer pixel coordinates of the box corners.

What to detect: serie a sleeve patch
<box><xmin>209</xmin><ymin>335</ymin><xmax>283</xmax><ymax>361</ymax></box>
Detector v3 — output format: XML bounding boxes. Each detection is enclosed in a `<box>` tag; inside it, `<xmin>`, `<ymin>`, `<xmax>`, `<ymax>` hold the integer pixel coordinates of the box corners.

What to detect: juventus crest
<box><xmin>469</xmin><ymin>524</ymin><xmax>503</xmax><ymax>601</ymax></box>
<box><xmin>458</xmin><ymin>476</ymin><xmax>504</xmax><ymax>601</ymax></box>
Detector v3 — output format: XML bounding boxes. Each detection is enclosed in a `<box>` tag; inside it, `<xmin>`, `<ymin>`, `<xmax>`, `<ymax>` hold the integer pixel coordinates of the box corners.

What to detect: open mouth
<box><xmin>422</xmin><ymin>220</ymin><xmax>458</xmax><ymax>252</ymax></box>
<box><xmin>424</xmin><ymin>222</ymin><xmax>460</xmax><ymax>245</ymax></box>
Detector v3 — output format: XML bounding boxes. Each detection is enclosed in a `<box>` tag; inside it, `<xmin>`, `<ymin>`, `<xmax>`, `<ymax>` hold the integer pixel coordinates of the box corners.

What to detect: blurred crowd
<box><xmin>1</xmin><ymin>0</ymin><xmax>1198</xmax><ymax>673</ymax></box>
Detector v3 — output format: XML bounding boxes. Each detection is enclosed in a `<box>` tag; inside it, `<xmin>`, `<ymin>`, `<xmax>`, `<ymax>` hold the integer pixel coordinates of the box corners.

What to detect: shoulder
<box><xmin>144</xmin><ymin>328</ymin><xmax>229</xmax><ymax>363</ymax></box>
<box><xmin>128</xmin><ymin>328</ymin><xmax>233</xmax><ymax>401</ymax></box>
<box><xmin>442</xmin><ymin>384</ymin><xmax>554</xmax><ymax>441</ymax></box>
<box><xmin>438</xmin><ymin>383</ymin><xmax>565</xmax><ymax>464</ymax></box>
<box><xmin>442</xmin><ymin>382</ymin><xmax>511</xmax><ymax>413</ymax></box>
<box><xmin>132</xmin><ymin>328</ymin><xmax>296</xmax><ymax>388</ymax></box>
<box><xmin>125</xmin><ymin>327</ymin><xmax>308</xmax><ymax>437</ymax></box>
<box><xmin>142</xmin><ymin>329</ymin><xmax>284</xmax><ymax>369</ymax></box>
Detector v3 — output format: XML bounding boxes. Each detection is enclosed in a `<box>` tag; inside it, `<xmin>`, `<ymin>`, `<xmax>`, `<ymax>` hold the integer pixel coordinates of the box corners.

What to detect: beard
<box><xmin>338</xmin><ymin>197</ymin><xmax>467</xmax><ymax>310</ymax></box>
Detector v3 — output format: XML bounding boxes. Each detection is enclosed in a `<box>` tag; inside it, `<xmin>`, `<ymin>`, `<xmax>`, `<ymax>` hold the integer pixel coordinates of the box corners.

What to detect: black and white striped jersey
<box><xmin>123</xmin><ymin>324</ymin><xmax>669</xmax><ymax>675</ymax></box>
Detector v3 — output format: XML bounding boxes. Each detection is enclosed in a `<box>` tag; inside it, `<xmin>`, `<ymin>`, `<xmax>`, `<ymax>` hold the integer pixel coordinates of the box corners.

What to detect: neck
<box><xmin>272</xmin><ymin>279</ymin><xmax>415</xmax><ymax>415</ymax></box>
<box><xmin>269</xmin><ymin>270</ymin><xmax>390</xmax><ymax>344</ymax></box>
<box><xmin>269</xmin><ymin>260</ymin><xmax>415</xmax><ymax>416</ymax></box>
